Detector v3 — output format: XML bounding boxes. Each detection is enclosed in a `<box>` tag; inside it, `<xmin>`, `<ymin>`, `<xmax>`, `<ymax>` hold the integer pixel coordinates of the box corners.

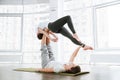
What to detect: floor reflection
<box><xmin>0</xmin><ymin>64</ymin><xmax>120</xmax><ymax>80</ymax></box>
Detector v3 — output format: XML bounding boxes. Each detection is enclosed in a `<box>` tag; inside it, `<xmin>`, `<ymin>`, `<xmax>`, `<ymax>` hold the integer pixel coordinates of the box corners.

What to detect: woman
<box><xmin>37</xmin><ymin>30</ymin><xmax>93</xmax><ymax>73</ymax></box>
<box><xmin>37</xmin><ymin>15</ymin><xmax>93</xmax><ymax>50</ymax></box>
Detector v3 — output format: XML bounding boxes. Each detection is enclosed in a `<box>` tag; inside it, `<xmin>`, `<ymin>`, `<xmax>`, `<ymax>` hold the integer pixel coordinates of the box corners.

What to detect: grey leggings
<box><xmin>48</xmin><ymin>15</ymin><xmax>85</xmax><ymax>47</ymax></box>
<box><xmin>41</xmin><ymin>44</ymin><xmax>55</xmax><ymax>68</ymax></box>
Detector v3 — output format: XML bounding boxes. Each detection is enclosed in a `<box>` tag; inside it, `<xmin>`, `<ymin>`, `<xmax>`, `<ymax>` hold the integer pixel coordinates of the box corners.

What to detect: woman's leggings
<box><xmin>48</xmin><ymin>15</ymin><xmax>85</xmax><ymax>47</ymax></box>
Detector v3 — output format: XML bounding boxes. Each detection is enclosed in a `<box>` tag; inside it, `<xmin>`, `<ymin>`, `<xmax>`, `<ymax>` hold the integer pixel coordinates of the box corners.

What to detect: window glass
<box><xmin>95</xmin><ymin>3</ymin><xmax>120</xmax><ymax>49</ymax></box>
<box><xmin>0</xmin><ymin>17</ymin><xmax>21</xmax><ymax>51</ymax></box>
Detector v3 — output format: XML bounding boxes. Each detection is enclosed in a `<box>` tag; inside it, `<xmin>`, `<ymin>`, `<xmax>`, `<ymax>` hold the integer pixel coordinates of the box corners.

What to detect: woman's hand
<box><xmin>49</xmin><ymin>31</ymin><xmax>58</xmax><ymax>42</ymax></box>
<box><xmin>42</xmin><ymin>29</ymin><xmax>58</xmax><ymax>42</ymax></box>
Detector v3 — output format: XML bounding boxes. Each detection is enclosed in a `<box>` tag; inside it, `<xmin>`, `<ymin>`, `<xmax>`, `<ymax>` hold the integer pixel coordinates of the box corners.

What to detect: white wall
<box><xmin>90</xmin><ymin>51</ymin><xmax>120</xmax><ymax>65</ymax></box>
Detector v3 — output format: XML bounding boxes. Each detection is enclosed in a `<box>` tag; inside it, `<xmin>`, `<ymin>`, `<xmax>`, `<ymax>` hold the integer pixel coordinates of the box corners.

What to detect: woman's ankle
<box><xmin>73</xmin><ymin>33</ymin><xmax>81</xmax><ymax>41</ymax></box>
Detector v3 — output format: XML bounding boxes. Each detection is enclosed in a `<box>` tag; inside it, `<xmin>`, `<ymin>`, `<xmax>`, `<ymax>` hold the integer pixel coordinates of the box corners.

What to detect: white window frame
<box><xmin>0</xmin><ymin>13</ymin><xmax>23</xmax><ymax>52</ymax></box>
<box><xmin>93</xmin><ymin>0</ymin><xmax>120</xmax><ymax>51</ymax></box>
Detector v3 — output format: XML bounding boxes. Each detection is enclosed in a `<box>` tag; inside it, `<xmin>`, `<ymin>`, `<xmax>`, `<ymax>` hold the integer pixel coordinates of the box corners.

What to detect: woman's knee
<box><xmin>65</xmin><ymin>15</ymin><xmax>71</xmax><ymax>19</ymax></box>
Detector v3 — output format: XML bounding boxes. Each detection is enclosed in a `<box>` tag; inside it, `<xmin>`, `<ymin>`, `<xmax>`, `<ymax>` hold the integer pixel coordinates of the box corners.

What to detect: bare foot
<box><xmin>83</xmin><ymin>45</ymin><xmax>93</xmax><ymax>50</ymax></box>
<box><xmin>73</xmin><ymin>33</ymin><xmax>81</xmax><ymax>42</ymax></box>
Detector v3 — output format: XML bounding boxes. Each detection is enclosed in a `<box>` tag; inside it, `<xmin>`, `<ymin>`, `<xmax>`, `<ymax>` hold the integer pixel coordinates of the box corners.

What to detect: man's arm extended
<box><xmin>69</xmin><ymin>46</ymin><xmax>81</xmax><ymax>63</ymax></box>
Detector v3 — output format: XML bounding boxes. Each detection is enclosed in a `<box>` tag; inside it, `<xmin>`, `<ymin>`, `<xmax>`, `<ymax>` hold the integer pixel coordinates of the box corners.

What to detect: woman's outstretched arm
<box><xmin>38</xmin><ymin>27</ymin><xmax>51</xmax><ymax>39</ymax></box>
<box><xmin>49</xmin><ymin>31</ymin><xmax>58</xmax><ymax>41</ymax></box>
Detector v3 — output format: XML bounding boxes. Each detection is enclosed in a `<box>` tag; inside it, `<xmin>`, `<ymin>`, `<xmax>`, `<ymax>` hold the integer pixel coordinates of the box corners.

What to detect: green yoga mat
<box><xmin>14</xmin><ymin>68</ymin><xmax>89</xmax><ymax>76</ymax></box>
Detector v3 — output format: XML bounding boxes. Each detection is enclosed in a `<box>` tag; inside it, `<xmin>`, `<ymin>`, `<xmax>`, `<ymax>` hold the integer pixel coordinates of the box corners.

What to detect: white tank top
<box><xmin>45</xmin><ymin>61</ymin><xmax>65</xmax><ymax>73</ymax></box>
<box><xmin>38</xmin><ymin>21</ymin><xmax>49</xmax><ymax>29</ymax></box>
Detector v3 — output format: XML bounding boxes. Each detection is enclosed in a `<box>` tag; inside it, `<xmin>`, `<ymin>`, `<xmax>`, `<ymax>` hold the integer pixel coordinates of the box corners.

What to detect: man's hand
<box><xmin>50</xmin><ymin>38</ymin><xmax>58</xmax><ymax>42</ymax></box>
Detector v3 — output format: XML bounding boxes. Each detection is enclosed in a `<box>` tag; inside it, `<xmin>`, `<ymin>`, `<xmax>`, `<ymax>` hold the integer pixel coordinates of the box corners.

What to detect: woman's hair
<box><xmin>37</xmin><ymin>28</ymin><xmax>46</xmax><ymax>40</ymax></box>
<box><xmin>65</xmin><ymin>66</ymin><xmax>81</xmax><ymax>74</ymax></box>
<box><xmin>37</xmin><ymin>33</ymin><xmax>43</xmax><ymax>40</ymax></box>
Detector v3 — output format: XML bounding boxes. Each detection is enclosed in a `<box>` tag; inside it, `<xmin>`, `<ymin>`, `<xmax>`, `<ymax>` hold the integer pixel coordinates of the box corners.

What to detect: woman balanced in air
<box><xmin>37</xmin><ymin>15</ymin><xmax>93</xmax><ymax>50</ymax></box>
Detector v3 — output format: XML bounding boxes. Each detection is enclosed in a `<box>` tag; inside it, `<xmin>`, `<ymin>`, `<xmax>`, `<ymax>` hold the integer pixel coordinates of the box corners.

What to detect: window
<box><xmin>22</xmin><ymin>3</ymin><xmax>50</xmax><ymax>52</ymax></box>
<box><xmin>22</xmin><ymin>3</ymin><xmax>50</xmax><ymax>63</ymax></box>
<box><xmin>94</xmin><ymin>2</ymin><xmax>120</xmax><ymax>50</ymax></box>
<box><xmin>0</xmin><ymin>5</ymin><xmax>23</xmax><ymax>13</ymax></box>
<box><xmin>23</xmin><ymin>4</ymin><xmax>49</xmax><ymax>13</ymax></box>
<box><xmin>0</xmin><ymin>3</ymin><xmax>50</xmax><ymax>63</ymax></box>
<box><xmin>58</xmin><ymin>0</ymin><xmax>93</xmax><ymax>63</ymax></box>
<box><xmin>0</xmin><ymin>5</ymin><xmax>22</xmax><ymax>51</ymax></box>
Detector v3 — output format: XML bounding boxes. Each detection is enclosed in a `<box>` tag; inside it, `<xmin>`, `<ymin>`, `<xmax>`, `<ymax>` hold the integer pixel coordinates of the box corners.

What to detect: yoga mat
<box><xmin>14</xmin><ymin>68</ymin><xmax>89</xmax><ymax>76</ymax></box>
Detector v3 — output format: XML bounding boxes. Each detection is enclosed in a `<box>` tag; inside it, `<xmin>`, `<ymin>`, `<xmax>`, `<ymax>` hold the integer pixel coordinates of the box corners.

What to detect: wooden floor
<box><xmin>0</xmin><ymin>64</ymin><xmax>120</xmax><ymax>80</ymax></box>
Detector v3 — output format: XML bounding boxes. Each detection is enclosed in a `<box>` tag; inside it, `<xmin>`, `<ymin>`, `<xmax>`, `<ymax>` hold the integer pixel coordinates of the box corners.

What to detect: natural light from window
<box><xmin>96</xmin><ymin>3</ymin><xmax>120</xmax><ymax>50</ymax></box>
